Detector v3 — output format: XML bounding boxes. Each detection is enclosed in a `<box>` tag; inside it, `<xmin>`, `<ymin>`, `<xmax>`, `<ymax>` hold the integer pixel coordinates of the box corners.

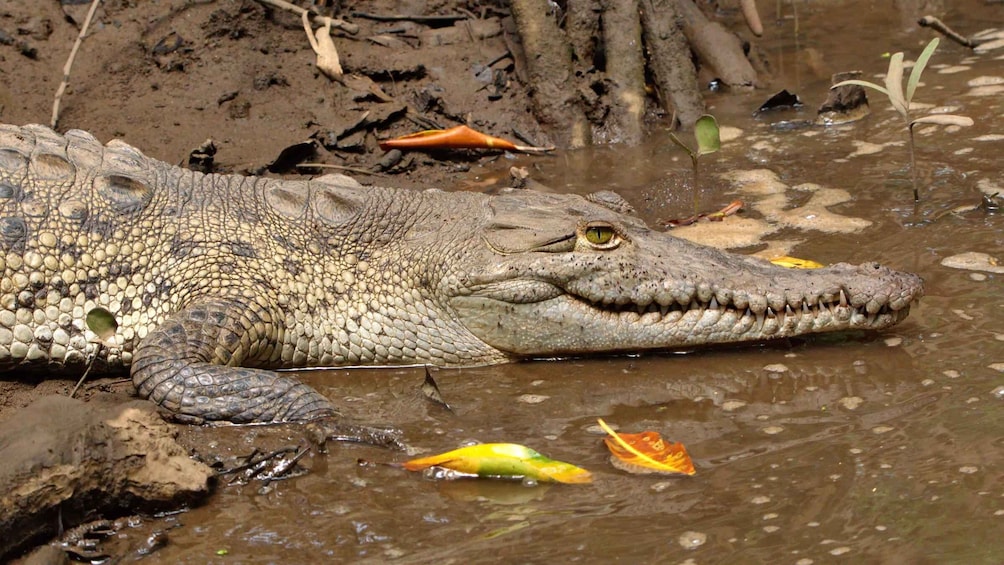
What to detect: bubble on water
<box><xmin>966</xmin><ymin>397</ymin><xmax>981</xmax><ymax>404</ymax></box>
<box><xmin>530</xmin><ymin>379</ymin><xmax>545</xmax><ymax>386</ymax></box>
<box><xmin>871</xmin><ymin>425</ymin><xmax>894</xmax><ymax>434</ymax></box>
<box><xmin>651</xmin><ymin>481</ymin><xmax>673</xmax><ymax>493</ymax></box>
<box><xmin>763</xmin><ymin>363</ymin><xmax>788</xmax><ymax>373</ymax></box>
<box><xmin>989</xmin><ymin>363</ymin><xmax>1004</xmax><ymax>373</ymax></box>
<box><xmin>959</xmin><ymin>466</ymin><xmax>979</xmax><ymax>474</ymax></box>
<box><xmin>839</xmin><ymin>396</ymin><xmax>863</xmax><ymax>410</ymax></box>
<box><xmin>954</xmin><ymin>147</ymin><xmax>974</xmax><ymax>155</ymax></box>
<box><xmin>517</xmin><ymin>394</ymin><xmax>549</xmax><ymax>404</ymax></box>
<box><xmin>921</xmin><ymin>379</ymin><xmax>935</xmax><ymax>387</ymax></box>
<box><xmin>795</xmin><ymin>559</ymin><xmax>814</xmax><ymax>565</ymax></box>
<box><xmin>884</xmin><ymin>337</ymin><xmax>902</xmax><ymax>347</ymax></box>
<box><xmin>875</xmin><ymin>525</ymin><xmax>887</xmax><ymax>531</ymax></box>
<box><xmin>763</xmin><ymin>426</ymin><xmax>785</xmax><ymax>435</ymax></box>
<box><xmin>992</xmin><ymin>386</ymin><xmax>1004</xmax><ymax>399</ymax></box>
<box><xmin>849</xmin><ymin>448</ymin><xmax>863</xmax><ymax>455</ymax></box>
<box><xmin>521</xmin><ymin>477</ymin><xmax>539</xmax><ymax>487</ymax></box>
<box><xmin>994</xmin><ymin>510</ymin><xmax>1004</xmax><ymax>516</ymax></box>
<box><xmin>943</xmin><ymin>370</ymin><xmax>961</xmax><ymax>379</ymax></box>
<box><xmin>763</xmin><ymin>525</ymin><xmax>780</xmax><ymax>533</ymax></box>
<box><xmin>952</xmin><ymin>309</ymin><xmax>975</xmax><ymax>321</ymax></box>
<box><xmin>995</xmin><ymin>334</ymin><xmax>1004</xmax><ymax>342</ymax></box>
<box><xmin>756</xmin><ymin>414</ymin><xmax>770</xmax><ymax>421</ymax></box>
<box><xmin>384</xmin><ymin>548</ymin><xmax>405</xmax><ymax>559</ymax></box>
<box><xmin>967</xmin><ymin>76</ymin><xmax>1004</xmax><ymax>87</ymax></box>
<box><xmin>678</xmin><ymin>531</ymin><xmax>707</xmax><ymax>549</ymax></box>
<box><xmin>751</xmin><ymin>495</ymin><xmax>771</xmax><ymax>504</ymax></box>
<box><xmin>763</xmin><ymin>513</ymin><xmax>779</xmax><ymax>520</ymax></box>
<box><xmin>829</xmin><ymin>546</ymin><xmax>852</xmax><ymax>556</ymax></box>
<box><xmin>807</xmin><ymin>521</ymin><xmax>820</xmax><ymax>527</ymax></box>
<box><xmin>970</xmin><ymin>273</ymin><xmax>987</xmax><ymax>281</ymax></box>
<box><xmin>722</xmin><ymin>400</ymin><xmax>747</xmax><ymax>412</ymax></box>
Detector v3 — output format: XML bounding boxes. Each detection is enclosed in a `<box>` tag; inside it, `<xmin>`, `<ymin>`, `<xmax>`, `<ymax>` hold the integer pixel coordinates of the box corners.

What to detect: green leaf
<box><xmin>667</xmin><ymin>131</ymin><xmax>695</xmax><ymax>157</ymax></box>
<box><xmin>884</xmin><ymin>51</ymin><xmax>908</xmax><ymax>119</ymax></box>
<box><xmin>831</xmin><ymin>79</ymin><xmax>891</xmax><ymax>98</ymax></box>
<box><xmin>85</xmin><ymin>307</ymin><xmax>118</xmax><ymax>342</ymax></box>
<box><xmin>907</xmin><ymin>38</ymin><xmax>939</xmax><ymax>104</ymax></box>
<box><xmin>694</xmin><ymin>115</ymin><xmax>721</xmax><ymax>156</ymax></box>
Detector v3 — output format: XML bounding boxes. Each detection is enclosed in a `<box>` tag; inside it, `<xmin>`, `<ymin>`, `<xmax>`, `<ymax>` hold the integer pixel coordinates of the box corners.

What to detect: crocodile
<box><xmin>0</xmin><ymin>123</ymin><xmax>923</xmax><ymax>435</ymax></box>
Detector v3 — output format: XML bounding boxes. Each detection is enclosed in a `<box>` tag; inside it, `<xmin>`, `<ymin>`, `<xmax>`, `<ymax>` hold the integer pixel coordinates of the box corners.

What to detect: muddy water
<box><xmin>119</xmin><ymin>2</ymin><xmax>1003</xmax><ymax>563</ymax></box>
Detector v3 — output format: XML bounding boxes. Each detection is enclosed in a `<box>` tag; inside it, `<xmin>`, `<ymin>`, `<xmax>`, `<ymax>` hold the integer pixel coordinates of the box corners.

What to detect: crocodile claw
<box><xmin>304</xmin><ymin>418</ymin><xmax>407</xmax><ymax>451</ymax></box>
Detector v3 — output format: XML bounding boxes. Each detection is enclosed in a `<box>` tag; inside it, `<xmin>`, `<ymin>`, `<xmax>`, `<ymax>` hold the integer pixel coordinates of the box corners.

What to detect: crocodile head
<box><xmin>442</xmin><ymin>188</ymin><xmax>923</xmax><ymax>359</ymax></box>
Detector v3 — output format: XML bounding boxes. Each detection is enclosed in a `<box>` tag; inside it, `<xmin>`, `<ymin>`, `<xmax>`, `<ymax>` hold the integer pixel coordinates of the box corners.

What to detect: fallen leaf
<box><xmin>402</xmin><ymin>443</ymin><xmax>592</xmax><ymax>484</ymax></box>
<box><xmin>379</xmin><ymin>125</ymin><xmax>553</xmax><ymax>154</ymax></box>
<box><xmin>597</xmin><ymin>418</ymin><xmax>695</xmax><ymax>476</ymax></box>
<box><xmin>769</xmin><ymin>256</ymin><xmax>826</xmax><ymax>269</ymax></box>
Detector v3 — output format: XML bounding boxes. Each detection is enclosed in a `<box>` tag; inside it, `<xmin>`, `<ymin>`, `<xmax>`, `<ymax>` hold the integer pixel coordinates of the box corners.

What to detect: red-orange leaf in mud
<box><xmin>597</xmin><ymin>418</ymin><xmax>696</xmax><ymax>476</ymax></box>
<box><xmin>379</xmin><ymin>125</ymin><xmax>553</xmax><ymax>154</ymax></box>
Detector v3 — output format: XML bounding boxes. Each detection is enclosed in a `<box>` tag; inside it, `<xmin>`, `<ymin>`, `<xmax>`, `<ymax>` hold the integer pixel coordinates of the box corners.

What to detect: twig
<box><xmin>253</xmin><ymin>0</ymin><xmax>359</xmax><ymax>35</ymax></box>
<box><xmin>350</xmin><ymin>12</ymin><xmax>468</xmax><ymax>24</ymax></box>
<box><xmin>69</xmin><ymin>342</ymin><xmax>103</xmax><ymax>398</ymax></box>
<box><xmin>918</xmin><ymin>15</ymin><xmax>987</xmax><ymax>49</ymax></box>
<box><xmin>51</xmin><ymin>0</ymin><xmax>102</xmax><ymax>129</ymax></box>
<box><xmin>297</xmin><ymin>163</ymin><xmax>388</xmax><ymax>177</ymax></box>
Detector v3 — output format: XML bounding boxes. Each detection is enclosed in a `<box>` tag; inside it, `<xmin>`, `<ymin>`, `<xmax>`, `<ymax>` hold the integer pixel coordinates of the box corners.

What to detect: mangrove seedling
<box><xmin>832</xmin><ymin>38</ymin><xmax>973</xmax><ymax>201</ymax></box>
<box><xmin>70</xmin><ymin>307</ymin><xmax>119</xmax><ymax>397</ymax></box>
<box><xmin>669</xmin><ymin>114</ymin><xmax>721</xmax><ymax>214</ymax></box>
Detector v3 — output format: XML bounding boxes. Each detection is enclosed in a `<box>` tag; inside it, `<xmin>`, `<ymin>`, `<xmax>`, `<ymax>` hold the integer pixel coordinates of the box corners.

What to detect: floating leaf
<box><xmin>85</xmin><ymin>307</ymin><xmax>118</xmax><ymax>343</ymax></box>
<box><xmin>909</xmin><ymin>114</ymin><xmax>974</xmax><ymax>128</ymax></box>
<box><xmin>402</xmin><ymin>443</ymin><xmax>592</xmax><ymax>484</ymax></box>
<box><xmin>907</xmin><ymin>38</ymin><xmax>939</xmax><ymax>104</ymax></box>
<box><xmin>597</xmin><ymin>419</ymin><xmax>695</xmax><ymax>476</ymax></box>
<box><xmin>379</xmin><ymin>125</ymin><xmax>553</xmax><ymax>154</ymax></box>
<box><xmin>694</xmin><ymin>114</ymin><xmax>721</xmax><ymax>156</ymax></box>
<box><xmin>769</xmin><ymin>256</ymin><xmax>826</xmax><ymax>269</ymax></box>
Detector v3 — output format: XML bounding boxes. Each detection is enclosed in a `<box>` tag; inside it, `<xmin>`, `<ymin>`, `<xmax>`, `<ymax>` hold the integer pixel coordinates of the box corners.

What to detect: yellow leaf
<box><xmin>769</xmin><ymin>256</ymin><xmax>825</xmax><ymax>269</ymax></box>
<box><xmin>402</xmin><ymin>443</ymin><xmax>592</xmax><ymax>484</ymax></box>
<box><xmin>598</xmin><ymin>419</ymin><xmax>695</xmax><ymax>476</ymax></box>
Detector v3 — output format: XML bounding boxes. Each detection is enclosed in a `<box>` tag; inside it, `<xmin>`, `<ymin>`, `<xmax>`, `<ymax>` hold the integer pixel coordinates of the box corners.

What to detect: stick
<box><xmin>917</xmin><ymin>15</ymin><xmax>988</xmax><ymax>49</ymax></box>
<box><xmin>253</xmin><ymin>0</ymin><xmax>359</xmax><ymax>35</ymax></box>
<box><xmin>350</xmin><ymin>12</ymin><xmax>468</xmax><ymax>24</ymax></box>
<box><xmin>51</xmin><ymin>0</ymin><xmax>102</xmax><ymax>129</ymax></box>
<box><xmin>297</xmin><ymin>163</ymin><xmax>389</xmax><ymax>177</ymax></box>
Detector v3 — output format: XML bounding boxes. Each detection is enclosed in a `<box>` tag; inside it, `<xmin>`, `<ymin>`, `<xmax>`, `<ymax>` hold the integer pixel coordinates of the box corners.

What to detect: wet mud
<box><xmin>2</xmin><ymin>0</ymin><xmax>1004</xmax><ymax>563</ymax></box>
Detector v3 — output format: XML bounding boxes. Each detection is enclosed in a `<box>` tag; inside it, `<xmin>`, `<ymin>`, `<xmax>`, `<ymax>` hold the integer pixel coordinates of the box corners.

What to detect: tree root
<box><xmin>510</xmin><ymin>0</ymin><xmax>760</xmax><ymax>146</ymax></box>
<box><xmin>641</xmin><ymin>0</ymin><xmax>705</xmax><ymax>128</ymax></box>
<box><xmin>510</xmin><ymin>0</ymin><xmax>592</xmax><ymax>148</ymax></box>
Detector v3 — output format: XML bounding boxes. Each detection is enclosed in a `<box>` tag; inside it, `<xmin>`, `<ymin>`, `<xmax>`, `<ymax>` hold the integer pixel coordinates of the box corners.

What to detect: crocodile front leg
<box><xmin>131</xmin><ymin>298</ymin><xmax>399</xmax><ymax>445</ymax></box>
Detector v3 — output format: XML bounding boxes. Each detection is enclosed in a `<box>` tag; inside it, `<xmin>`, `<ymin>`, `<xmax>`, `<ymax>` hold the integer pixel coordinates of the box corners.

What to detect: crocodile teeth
<box><xmin>709</xmin><ymin>297</ymin><xmax>719</xmax><ymax>310</ymax></box>
<box><xmin>839</xmin><ymin>289</ymin><xmax>848</xmax><ymax>307</ymax></box>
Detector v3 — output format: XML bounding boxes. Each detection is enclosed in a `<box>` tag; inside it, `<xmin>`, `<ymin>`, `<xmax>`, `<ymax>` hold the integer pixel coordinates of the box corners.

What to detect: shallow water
<box><xmin>116</xmin><ymin>2</ymin><xmax>1003</xmax><ymax>563</ymax></box>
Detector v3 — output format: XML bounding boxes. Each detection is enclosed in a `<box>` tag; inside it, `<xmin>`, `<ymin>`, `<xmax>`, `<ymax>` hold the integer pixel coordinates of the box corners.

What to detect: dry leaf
<box><xmin>379</xmin><ymin>125</ymin><xmax>553</xmax><ymax>153</ymax></box>
<box><xmin>402</xmin><ymin>443</ymin><xmax>592</xmax><ymax>484</ymax></box>
<box><xmin>598</xmin><ymin>419</ymin><xmax>695</xmax><ymax>476</ymax></box>
<box><xmin>769</xmin><ymin>256</ymin><xmax>826</xmax><ymax>269</ymax></box>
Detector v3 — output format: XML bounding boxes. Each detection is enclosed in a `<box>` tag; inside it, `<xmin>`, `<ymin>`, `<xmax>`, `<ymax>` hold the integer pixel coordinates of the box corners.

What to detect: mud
<box><xmin>0</xmin><ymin>396</ymin><xmax>212</xmax><ymax>558</ymax></box>
<box><xmin>1</xmin><ymin>0</ymin><xmax>1004</xmax><ymax>563</ymax></box>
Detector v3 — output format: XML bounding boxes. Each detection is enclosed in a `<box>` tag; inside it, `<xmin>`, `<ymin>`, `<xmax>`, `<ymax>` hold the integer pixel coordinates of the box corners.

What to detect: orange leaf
<box><xmin>597</xmin><ymin>418</ymin><xmax>695</xmax><ymax>476</ymax></box>
<box><xmin>380</xmin><ymin>125</ymin><xmax>519</xmax><ymax>151</ymax></box>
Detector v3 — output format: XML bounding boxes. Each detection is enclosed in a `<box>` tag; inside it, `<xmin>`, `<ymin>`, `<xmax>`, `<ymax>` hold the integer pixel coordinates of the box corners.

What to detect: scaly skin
<box><xmin>0</xmin><ymin>124</ymin><xmax>923</xmax><ymax>433</ymax></box>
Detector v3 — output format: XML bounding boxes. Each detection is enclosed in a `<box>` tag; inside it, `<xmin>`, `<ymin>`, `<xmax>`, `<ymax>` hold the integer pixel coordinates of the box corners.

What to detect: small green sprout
<box><xmin>669</xmin><ymin>114</ymin><xmax>721</xmax><ymax>214</ymax></box>
<box><xmin>833</xmin><ymin>38</ymin><xmax>973</xmax><ymax>201</ymax></box>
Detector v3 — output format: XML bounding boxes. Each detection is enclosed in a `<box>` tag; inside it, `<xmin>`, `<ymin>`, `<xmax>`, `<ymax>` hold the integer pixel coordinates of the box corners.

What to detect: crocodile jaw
<box><xmin>449</xmin><ymin>262</ymin><xmax>924</xmax><ymax>357</ymax></box>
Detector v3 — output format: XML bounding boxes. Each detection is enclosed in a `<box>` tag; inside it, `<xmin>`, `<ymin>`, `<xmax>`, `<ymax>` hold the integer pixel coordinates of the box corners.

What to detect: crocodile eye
<box><xmin>581</xmin><ymin>223</ymin><xmax>620</xmax><ymax>249</ymax></box>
